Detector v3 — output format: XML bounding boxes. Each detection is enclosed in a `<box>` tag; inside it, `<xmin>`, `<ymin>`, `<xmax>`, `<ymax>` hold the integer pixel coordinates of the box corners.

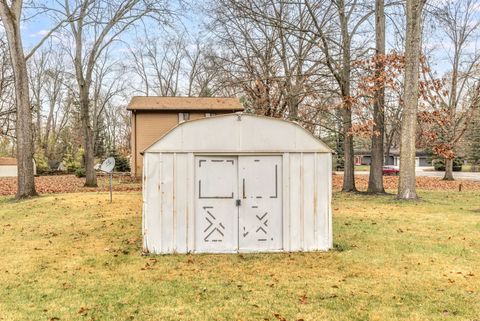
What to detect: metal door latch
<box><xmin>236</xmin><ymin>199</ymin><xmax>241</xmax><ymax>206</ymax></box>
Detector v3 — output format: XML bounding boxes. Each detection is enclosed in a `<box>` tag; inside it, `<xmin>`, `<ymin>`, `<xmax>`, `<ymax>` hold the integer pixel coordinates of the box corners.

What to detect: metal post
<box><xmin>109</xmin><ymin>173</ymin><xmax>113</xmax><ymax>203</ymax></box>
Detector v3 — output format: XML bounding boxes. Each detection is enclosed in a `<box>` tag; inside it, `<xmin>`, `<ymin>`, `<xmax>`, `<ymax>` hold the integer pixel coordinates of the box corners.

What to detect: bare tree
<box><xmin>140</xmin><ymin>34</ymin><xmax>185</xmax><ymax>96</ymax></box>
<box><xmin>208</xmin><ymin>0</ymin><xmax>293</xmax><ymax>116</ymax></box>
<box><xmin>128</xmin><ymin>31</ymin><xmax>224</xmax><ymax>97</ymax></box>
<box><xmin>29</xmin><ymin>47</ymin><xmax>53</xmax><ymax>149</ymax></box>
<box><xmin>58</xmin><ymin>0</ymin><xmax>172</xmax><ymax>186</ymax></box>
<box><xmin>185</xmin><ymin>41</ymin><xmax>224</xmax><ymax>97</ymax></box>
<box><xmin>0</xmin><ymin>36</ymin><xmax>15</xmax><ymax>141</ymax></box>
<box><xmin>209</xmin><ymin>1</ymin><xmax>329</xmax><ymax>118</ymax></box>
<box><xmin>0</xmin><ymin>1</ymin><xmax>65</xmax><ymax>198</ymax></box>
<box><xmin>397</xmin><ymin>0</ymin><xmax>426</xmax><ymax>200</ymax></box>
<box><xmin>91</xmin><ymin>49</ymin><xmax>126</xmax><ymax>155</ymax></box>
<box><xmin>430</xmin><ymin>0</ymin><xmax>480</xmax><ymax>180</ymax></box>
<box><xmin>43</xmin><ymin>52</ymin><xmax>70</xmax><ymax>161</ymax></box>
<box><xmin>303</xmin><ymin>0</ymin><xmax>378</xmax><ymax>192</ymax></box>
<box><xmin>0</xmin><ymin>2</ymin><xmax>38</xmax><ymax>197</ymax></box>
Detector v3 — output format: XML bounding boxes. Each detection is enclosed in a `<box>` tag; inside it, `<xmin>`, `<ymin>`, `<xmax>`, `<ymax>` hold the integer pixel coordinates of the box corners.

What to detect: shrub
<box><xmin>63</xmin><ymin>145</ymin><xmax>84</xmax><ymax>172</ymax></box>
<box><xmin>434</xmin><ymin>157</ymin><xmax>463</xmax><ymax>172</ymax></box>
<box><xmin>109</xmin><ymin>150</ymin><xmax>130</xmax><ymax>172</ymax></box>
<box><xmin>75</xmin><ymin>168</ymin><xmax>86</xmax><ymax>178</ymax></box>
<box><xmin>34</xmin><ymin>150</ymin><xmax>49</xmax><ymax>174</ymax></box>
<box><xmin>334</xmin><ymin>155</ymin><xmax>345</xmax><ymax>171</ymax></box>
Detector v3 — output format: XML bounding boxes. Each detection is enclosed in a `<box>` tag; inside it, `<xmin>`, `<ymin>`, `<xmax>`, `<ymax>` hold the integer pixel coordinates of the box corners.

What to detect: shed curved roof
<box><xmin>143</xmin><ymin>113</ymin><xmax>333</xmax><ymax>154</ymax></box>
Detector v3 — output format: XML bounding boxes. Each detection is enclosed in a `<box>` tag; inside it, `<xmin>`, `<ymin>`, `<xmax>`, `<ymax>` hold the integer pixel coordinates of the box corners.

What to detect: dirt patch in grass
<box><xmin>0</xmin><ymin>174</ymin><xmax>140</xmax><ymax>196</ymax></box>
<box><xmin>0</xmin><ymin>191</ymin><xmax>479</xmax><ymax>320</ymax></box>
<box><xmin>332</xmin><ymin>174</ymin><xmax>480</xmax><ymax>192</ymax></box>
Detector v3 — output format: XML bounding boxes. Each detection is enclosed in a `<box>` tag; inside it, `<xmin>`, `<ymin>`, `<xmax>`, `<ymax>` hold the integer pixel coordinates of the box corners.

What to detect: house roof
<box><xmin>0</xmin><ymin>157</ymin><xmax>17</xmax><ymax>165</ymax></box>
<box><xmin>127</xmin><ymin>96</ymin><xmax>244</xmax><ymax>111</ymax></box>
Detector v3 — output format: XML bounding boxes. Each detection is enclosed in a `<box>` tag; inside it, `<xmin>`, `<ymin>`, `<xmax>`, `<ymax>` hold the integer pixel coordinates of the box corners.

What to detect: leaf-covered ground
<box><xmin>1</xmin><ymin>174</ymin><xmax>479</xmax><ymax>196</ymax></box>
<box><xmin>0</xmin><ymin>175</ymin><xmax>140</xmax><ymax>196</ymax></box>
<box><xmin>0</xmin><ymin>191</ymin><xmax>479</xmax><ymax>320</ymax></box>
<box><xmin>332</xmin><ymin>174</ymin><xmax>480</xmax><ymax>192</ymax></box>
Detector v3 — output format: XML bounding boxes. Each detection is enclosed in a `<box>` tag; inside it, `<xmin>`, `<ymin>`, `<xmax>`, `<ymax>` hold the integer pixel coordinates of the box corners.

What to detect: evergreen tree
<box><xmin>94</xmin><ymin>113</ymin><xmax>107</xmax><ymax>158</ymax></box>
<box><xmin>466</xmin><ymin>112</ymin><xmax>480</xmax><ymax>167</ymax></box>
<box><xmin>108</xmin><ymin>149</ymin><xmax>130</xmax><ymax>172</ymax></box>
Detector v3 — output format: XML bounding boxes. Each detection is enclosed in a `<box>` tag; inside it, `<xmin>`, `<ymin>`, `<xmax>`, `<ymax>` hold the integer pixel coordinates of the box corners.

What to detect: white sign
<box><xmin>100</xmin><ymin>157</ymin><xmax>115</xmax><ymax>173</ymax></box>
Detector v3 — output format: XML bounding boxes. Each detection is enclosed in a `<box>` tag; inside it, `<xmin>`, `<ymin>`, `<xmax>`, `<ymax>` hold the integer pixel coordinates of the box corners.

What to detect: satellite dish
<box><xmin>100</xmin><ymin>157</ymin><xmax>115</xmax><ymax>173</ymax></box>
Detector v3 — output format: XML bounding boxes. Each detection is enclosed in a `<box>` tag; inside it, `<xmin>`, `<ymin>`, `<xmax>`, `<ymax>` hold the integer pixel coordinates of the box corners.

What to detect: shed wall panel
<box><xmin>327</xmin><ymin>153</ymin><xmax>333</xmax><ymax>248</ymax></box>
<box><xmin>302</xmin><ymin>153</ymin><xmax>316</xmax><ymax>251</ymax></box>
<box><xmin>316</xmin><ymin>153</ymin><xmax>331</xmax><ymax>250</ymax></box>
<box><xmin>187</xmin><ymin>153</ymin><xmax>195</xmax><ymax>252</ymax></box>
<box><xmin>161</xmin><ymin>154</ymin><xmax>175</xmax><ymax>253</ymax></box>
<box><xmin>174</xmin><ymin>153</ymin><xmax>189</xmax><ymax>253</ymax></box>
<box><xmin>282</xmin><ymin>153</ymin><xmax>290</xmax><ymax>251</ymax></box>
<box><xmin>143</xmin><ymin>153</ymin><xmax>162</xmax><ymax>253</ymax></box>
<box><xmin>288</xmin><ymin>153</ymin><xmax>302</xmax><ymax>251</ymax></box>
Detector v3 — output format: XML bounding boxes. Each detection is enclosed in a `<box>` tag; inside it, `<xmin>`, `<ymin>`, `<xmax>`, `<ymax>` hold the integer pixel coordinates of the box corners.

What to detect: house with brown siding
<box><xmin>127</xmin><ymin>96</ymin><xmax>244</xmax><ymax>177</ymax></box>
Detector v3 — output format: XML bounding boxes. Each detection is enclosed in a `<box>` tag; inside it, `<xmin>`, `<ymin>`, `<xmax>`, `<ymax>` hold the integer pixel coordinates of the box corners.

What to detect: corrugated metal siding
<box><xmin>143</xmin><ymin>152</ymin><xmax>332</xmax><ymax>254</ymax></box>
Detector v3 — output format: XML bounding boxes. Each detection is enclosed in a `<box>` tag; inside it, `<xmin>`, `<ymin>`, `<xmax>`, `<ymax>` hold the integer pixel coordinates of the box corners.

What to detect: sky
<box><xmin>16</xmin><ymin>1</ymin><xmax>480</xmax><ymax>80</ymax></box>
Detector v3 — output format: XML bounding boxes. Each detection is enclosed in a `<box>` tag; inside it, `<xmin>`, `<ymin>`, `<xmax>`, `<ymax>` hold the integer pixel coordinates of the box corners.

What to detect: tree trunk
<box><xmin>385</xmin><ymin>131</ymin><xmax>395</xmax><ymax>165</ymax></box>
<box><xmin>397</xmin><ymin>0</ymin><xmax>425</xmax><ymax>200</ymax></box>
<box><xmin>0</xmin><ymin>6</ymin><xmax>38</xmax><ymax>198</ymax></box>
<box><xmin>368</xmin><ymin>0</ymin><xmax>386</xmax><ymax>194</ymax></box>
<box><xmin>80</xmin><ymin>88</ymin><xmax>98</xmax><ymax>187</ymax></box>
<box><xmin>339</xmin><ymin>0</ymin><xmax>356</xmax><ymax>192</ymax></box>
<box><xmin>43</xmin><ymin>100</ymin><xmax>55</xmax><ymax>156</ymax></box>
<box><xmin>385</xmin><ymin>148</ymin><xmax>391</xmax><ymax>165</ymax></box>
<box><xmin>443</xmin><ymin>158</ymin><xmax>454</xmax><ymax>180</ymax></box>
<box><xmin>342</xmin><ymin>105</ymin><xmax>356</xmax><ymax>192</ymax></box>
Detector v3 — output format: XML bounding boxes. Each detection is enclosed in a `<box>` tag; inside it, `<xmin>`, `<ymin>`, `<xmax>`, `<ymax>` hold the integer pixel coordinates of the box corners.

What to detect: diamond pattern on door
<box><xmin>195</xmin><ymin>156</ymin><xmax>238</xmax><ymax>253</ymax></box>
<box><xmin>239</xmin><ymin>156</ymin><xmax>282</xmax><ymax>251</ymax></box>
<box><xmin>202</xmin><ymin>206</ymin><xmax>225</xmax><ymax>242</ymax></box>
<box><xmin>255</xmin><ymin>211</ymin><xmax>269</xmax><ymax>241</ymax></box>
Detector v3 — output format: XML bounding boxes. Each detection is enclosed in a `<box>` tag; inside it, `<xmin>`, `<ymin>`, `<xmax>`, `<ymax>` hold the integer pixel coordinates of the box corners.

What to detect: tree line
<box><xmin>1</xmin><ymin>0</ymin><xmax>480</xmax><ymax>200</ymax></box>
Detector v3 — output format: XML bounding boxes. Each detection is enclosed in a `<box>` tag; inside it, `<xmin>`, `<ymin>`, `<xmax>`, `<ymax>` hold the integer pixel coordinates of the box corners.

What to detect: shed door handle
<box><xmin>242</xmin><ymin>178</ymin><xmax>246</xmax><ymax>199</ymax></box>
<box><xmin>236</xmin><ymin>199</ymin><xmax>241</xmax><ymax>207</ymax></box>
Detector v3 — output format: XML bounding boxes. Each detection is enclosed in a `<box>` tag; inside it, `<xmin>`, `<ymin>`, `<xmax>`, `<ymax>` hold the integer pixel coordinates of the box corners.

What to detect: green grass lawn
<box><xmin>0</xmin><ymin>191</ymin><xmax>479</xmax><ymax>321</ymax></box>
<box><xmin>354</xmin><ymin>165</ymin><xmax>370</xmax><ymax>171</ymax></box>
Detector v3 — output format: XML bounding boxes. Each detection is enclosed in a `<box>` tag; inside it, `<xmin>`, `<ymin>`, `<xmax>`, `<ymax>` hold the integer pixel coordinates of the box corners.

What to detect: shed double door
<box><xmin>195</xmin><ymin>156</ymin><xmax>282</xmax><ymax>252</ymax></box>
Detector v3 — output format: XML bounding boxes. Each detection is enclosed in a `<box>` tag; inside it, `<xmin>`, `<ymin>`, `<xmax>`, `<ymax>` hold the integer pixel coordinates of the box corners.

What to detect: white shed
<box><xmin>142</xmin><ymin>113</ymin><xmax>333</xmax><ymax>254</ymax></box>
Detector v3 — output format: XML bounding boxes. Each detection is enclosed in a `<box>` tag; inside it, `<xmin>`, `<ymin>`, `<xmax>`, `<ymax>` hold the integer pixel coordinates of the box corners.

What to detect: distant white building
<box><xmin>354</xmin><ymin>149</ymin><xmax>432</xmax><ymax>167</ymax></box>
<box><xmin>0</xmin><ymin>157</ymin><xmax>18</xmax><ymax>177</ymax></box>
<box><xmin>0</xmin><ymin>157</ymin><xmax>37</xmax><ymax>177</ymax></box>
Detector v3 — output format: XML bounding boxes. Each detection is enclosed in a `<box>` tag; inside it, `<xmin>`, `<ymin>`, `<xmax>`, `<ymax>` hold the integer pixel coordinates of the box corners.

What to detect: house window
<box><xmin>178</xmin><ymin>112</ymin><xmax>190</xmax><ymax>123</ymax></box>
<box><xmin>205</xmin><ymin>112</ymin><xmax>216</xmax><ymax>117</ymax></box>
